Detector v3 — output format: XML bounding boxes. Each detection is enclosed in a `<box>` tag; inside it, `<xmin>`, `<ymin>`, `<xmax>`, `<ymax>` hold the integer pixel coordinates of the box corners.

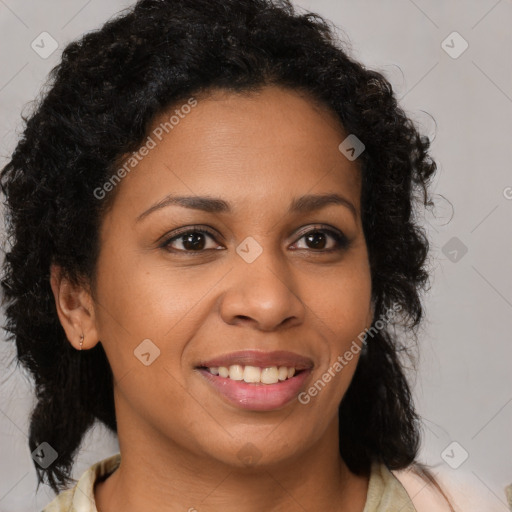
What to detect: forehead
<box><xmin>108</xmin><ymin>85</ymin><xmax>362</xmax><ymax>215</ymax></box>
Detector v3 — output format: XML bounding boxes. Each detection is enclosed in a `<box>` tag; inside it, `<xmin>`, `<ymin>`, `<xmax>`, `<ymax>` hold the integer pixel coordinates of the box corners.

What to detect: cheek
<box><xmin>294</xmin><ymin>265</ymin><xmax>372</xmax><ymax>436</ymax></box>
<box><xmin>308</xmin><ymin>258</ymin><xmax>372</xmax><ymax>385</ymax></box>
<box><xmin>310</xmin><ymin>261</ymin><xmax>372</xmax><ymax>339</ymax></box>
<box><xmin>92</xmin><ymin>250</ymin><xmax>208</xmax><ymax>422</ymax></box>
<box><xmin>93</xmin><ymin>245</ymin><xmax>225</xmax><ymax>367</ymax></box>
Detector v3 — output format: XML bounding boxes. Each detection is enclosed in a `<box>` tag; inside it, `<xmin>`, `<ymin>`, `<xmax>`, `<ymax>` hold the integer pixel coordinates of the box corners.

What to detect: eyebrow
<box><xmin>136</xmin><ymin>192</ymin><xmax>357</xmax><ymax>222</ymax></box>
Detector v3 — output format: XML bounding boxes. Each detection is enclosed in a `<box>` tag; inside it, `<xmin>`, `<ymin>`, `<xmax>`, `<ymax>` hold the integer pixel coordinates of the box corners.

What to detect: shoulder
<box><xmin>41</xmin><ymin>488</ymin><xmax>74</xmax><ymax>512</ymax></box>
<box><xmin>42</xmin><ymin>452</ymin><xmax>121</xmax><ymax>512</ymax></box>
<box><xmin>392</xmin><ymin>463</ymin><xmax>508</xmax><ymax>512</ymax></box>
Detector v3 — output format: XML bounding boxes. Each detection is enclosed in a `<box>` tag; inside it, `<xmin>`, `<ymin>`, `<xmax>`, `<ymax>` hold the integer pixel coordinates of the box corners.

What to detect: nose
<box><xmin>219</xmin><ymin>245</ymin><xmax>306</xmax><ymax>332</ymax></box>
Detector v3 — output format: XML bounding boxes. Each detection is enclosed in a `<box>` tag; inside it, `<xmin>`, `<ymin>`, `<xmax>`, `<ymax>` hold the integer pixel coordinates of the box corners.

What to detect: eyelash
<box><xmin>160</xmin><ymin>225</ymin><xmax>350</xmax><ymax>255</ymax></box>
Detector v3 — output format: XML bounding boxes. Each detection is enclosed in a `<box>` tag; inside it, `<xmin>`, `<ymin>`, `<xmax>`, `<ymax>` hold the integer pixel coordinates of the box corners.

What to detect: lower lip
<box><xmin>196</xmin><ymin>368</ymin><xmax>312</xmax><ymax>411</ymax></box>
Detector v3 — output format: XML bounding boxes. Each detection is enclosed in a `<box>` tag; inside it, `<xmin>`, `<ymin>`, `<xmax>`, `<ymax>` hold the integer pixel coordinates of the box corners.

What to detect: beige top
<box><xmin>41</xmin><ymin>453</ymin><xmax>417</xmax><ymax>512</ymax></box>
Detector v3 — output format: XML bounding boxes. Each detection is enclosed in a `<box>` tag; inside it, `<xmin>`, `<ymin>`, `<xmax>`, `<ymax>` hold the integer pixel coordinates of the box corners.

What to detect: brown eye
<box><xmin>160</xmin><ymin>225</ymin><xmax>350</xmax><ymax>255</ymax></box>
<box><xmin>292</xmin><ymin>227</ymin><xmax>349</xmax><ymax>252</ymax></box>
<box><xmin>161</xmin><ymin>228</ymin><xmax>221</xmax><ymax>253</ymax></box>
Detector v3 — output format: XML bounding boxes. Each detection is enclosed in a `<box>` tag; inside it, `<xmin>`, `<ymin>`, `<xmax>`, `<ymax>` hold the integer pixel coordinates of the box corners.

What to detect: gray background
<box><xmin>0</xmin><ymin>1</ymin><xmax>511</xmax><ymax>510</ymax></box>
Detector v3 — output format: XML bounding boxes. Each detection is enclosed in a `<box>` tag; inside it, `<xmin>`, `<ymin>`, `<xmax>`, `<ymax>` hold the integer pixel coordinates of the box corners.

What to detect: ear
<box><xmin>49</xmin><ymin>263</ymin><xmax>100</xmax><ymax>351</ymax></box>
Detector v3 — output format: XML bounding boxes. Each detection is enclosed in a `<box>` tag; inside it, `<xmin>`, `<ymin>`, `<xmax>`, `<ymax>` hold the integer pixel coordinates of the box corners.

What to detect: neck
<box><xmin>95</xmin><ymin>402</ymin><xmax>369</xmax><ymax>511</ymax></box>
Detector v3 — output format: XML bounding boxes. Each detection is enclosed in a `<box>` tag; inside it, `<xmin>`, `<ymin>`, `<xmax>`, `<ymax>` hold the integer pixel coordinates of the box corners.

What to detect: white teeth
<box><xmin>243</xmin><ymin>365</ymin><xmax>261</xmax><ymax>383</ymax></box>
<box><xmin>260</xmin><ymin>367</ymin><xmax>279</xmax><ymax>384</ymax></box>
<box><xmin>207</xmin><ymin>364</ymin><xmax>299</xmax><ymax>384</ymax></box>
<box><xmin>228</xmin><ymin>364</ymin><xmax>244</xmax><ymax>380</ymax></box>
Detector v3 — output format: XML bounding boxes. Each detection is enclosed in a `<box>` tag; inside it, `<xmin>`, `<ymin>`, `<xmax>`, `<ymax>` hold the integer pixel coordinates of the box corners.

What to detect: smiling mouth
<box><xmin>196</xmin><ymin>364</ymin><xmax>306</xmax><ymax>385</ymax></box>
<box><xmin>196</xmin><ymin>365</ymin><xmax>312</xmax><ymax>411</ymax></box>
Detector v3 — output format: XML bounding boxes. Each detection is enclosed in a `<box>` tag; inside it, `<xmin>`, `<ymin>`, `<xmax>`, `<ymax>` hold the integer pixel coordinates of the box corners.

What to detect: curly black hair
<box><xmin>0</xmin><ymin>0</ymin><xmax>446</xmax><ymax>504</ymax></box>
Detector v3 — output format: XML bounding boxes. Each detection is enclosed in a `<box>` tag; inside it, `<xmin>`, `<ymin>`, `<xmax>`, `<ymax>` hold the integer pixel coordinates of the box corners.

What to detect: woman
<box><xmin>0</xmin><ymin>0</ymin><xmax>492</xmax><ymax>510</ymax></box>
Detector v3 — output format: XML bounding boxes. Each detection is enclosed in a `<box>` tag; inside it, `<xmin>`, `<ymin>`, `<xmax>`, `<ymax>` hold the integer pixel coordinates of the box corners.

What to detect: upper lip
<box><xmin>196</xmin><ymin>350</ymin><xmax>314</xmax><ymax>370</ymax></box>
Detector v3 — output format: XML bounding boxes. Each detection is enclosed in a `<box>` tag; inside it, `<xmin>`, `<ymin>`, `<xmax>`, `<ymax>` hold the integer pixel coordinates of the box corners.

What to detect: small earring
<box><xmin>79</xmin><ymin>333</ymin><xmax>84</xmax><ymax>351</ymax></box>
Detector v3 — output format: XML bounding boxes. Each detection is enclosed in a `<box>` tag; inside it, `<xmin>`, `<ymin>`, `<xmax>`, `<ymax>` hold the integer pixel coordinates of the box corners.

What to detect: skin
<box><xmin>50</xmin><ymin>85</ymin><xmax>374</xmax><ymax>512</ymax></box>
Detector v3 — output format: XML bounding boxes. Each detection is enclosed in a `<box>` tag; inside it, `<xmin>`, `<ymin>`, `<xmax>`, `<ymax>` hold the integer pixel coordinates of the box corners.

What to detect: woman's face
<box><xmin>91</xmin><ymin>85</ymin><xmax>373</xmax><ymax>468</ymax></box>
